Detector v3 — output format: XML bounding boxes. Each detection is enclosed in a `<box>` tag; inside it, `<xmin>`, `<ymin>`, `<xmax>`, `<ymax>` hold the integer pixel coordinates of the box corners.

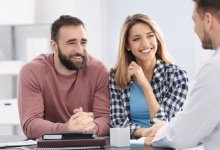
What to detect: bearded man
<box><xmin>18</xmin><ymin>15</ymin><xmax>110</xmax><ymax>139</ymax></box>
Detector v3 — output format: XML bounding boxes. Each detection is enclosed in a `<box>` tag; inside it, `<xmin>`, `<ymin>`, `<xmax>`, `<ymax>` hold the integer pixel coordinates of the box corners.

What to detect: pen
<box><xmin>122</xmin><ymin>117</ymin><xmax>129</xmax><ymax>128</ymax></box>
<box><xmin>108</xmin><ymin>122</ymin><xmax>115</xmax><ymax>128</ymax></box>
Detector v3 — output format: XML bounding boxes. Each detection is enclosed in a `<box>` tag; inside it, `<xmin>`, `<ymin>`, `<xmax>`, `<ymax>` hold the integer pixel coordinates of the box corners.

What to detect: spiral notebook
<box><xmin>42</xmin><ymin>131</ymin><xmax>95</xmax><ymax>140</ymax></box>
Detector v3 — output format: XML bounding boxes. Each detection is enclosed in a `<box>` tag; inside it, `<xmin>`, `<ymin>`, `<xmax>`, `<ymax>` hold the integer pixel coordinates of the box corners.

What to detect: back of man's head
<box><xmin>51</xmin><ymin>15</ymin><xmax>85</xmax><ymax>42</ymax></box>
<box><xmin>193</xmin><ymin>0</ymin><xmax>220</xmax><ymax>20</ymax></box>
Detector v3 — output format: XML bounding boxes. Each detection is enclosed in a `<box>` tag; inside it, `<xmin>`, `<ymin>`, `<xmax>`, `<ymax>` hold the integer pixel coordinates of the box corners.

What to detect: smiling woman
<box><xmin>109</xmin><ymin>14</ymin><xmax>189</xmax><ymax>138</ymax></box>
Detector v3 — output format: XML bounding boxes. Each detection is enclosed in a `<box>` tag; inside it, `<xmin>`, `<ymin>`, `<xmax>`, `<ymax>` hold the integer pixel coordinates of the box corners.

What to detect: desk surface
<box><xmin>0</xmin><ymin>135</ymin><xmax>172</xmax><ymax>150</ymax></box>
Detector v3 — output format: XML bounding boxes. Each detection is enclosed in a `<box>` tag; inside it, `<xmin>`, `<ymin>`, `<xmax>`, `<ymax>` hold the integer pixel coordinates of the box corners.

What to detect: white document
<box><xmin>130</xmin><ymin>137</ymin><xmax>204</xmax><ymax>150</ymax></box>
<box><xmin>180</xmin><ymin>145</ymin><xmax>204</xmax><ymax>150</ymax></box>
<box><xmin>130</xmin><ymin>137</ymin><xmax>146</xmax><ymax>145</ymax></box>
<box><xmin>0</xmin><ymin>140</ymin><xmax>36</xmax><ymax>148</ymax></box>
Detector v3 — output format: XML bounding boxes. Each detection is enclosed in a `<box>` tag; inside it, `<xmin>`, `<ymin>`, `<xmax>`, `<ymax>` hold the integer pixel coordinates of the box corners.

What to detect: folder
<box><xmin>37</xmin><ymin>137</ymin><xmax>106</xmax><ymax>148</ymax></box>
<box><xmin>42</xmin><ymin>131</ymin><xmax>95</xmax><ymax>140</ymax></box>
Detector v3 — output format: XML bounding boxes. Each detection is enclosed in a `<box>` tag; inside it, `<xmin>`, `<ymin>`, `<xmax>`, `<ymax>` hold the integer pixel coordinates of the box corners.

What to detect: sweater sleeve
<box><xmin>92</xmin><ymin>65</ymin><xmax>110</xmax><ymax>136</ymax></box>
<box><xmin>18</xmin><ymin>65</ymin><xmax>68</xmax><ymax>139</ymax></box>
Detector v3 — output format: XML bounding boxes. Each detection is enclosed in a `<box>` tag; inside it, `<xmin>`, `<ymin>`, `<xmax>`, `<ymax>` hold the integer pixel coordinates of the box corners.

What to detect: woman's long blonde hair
<box><xmin>112</xmin><ymin>14</ymin><xmax>174</xmax><ymax>88</ymax></box>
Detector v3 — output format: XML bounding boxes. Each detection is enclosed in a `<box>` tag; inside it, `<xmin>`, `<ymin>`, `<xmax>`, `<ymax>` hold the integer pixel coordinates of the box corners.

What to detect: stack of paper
<box><xmin>130</xmin><ymin>137</ymin><xmax>146</xmax><ymax>145</ymax></box>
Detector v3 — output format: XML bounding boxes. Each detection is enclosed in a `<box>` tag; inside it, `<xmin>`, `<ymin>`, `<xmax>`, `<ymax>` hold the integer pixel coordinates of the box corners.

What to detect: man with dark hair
<box><xmin>143</xmin><ymin>0</ymin><xmax>220</xmax><ymax>149</ymax></box>
<box><xmin>18</xmin><ymin>15</ymin><xmax>110</xmax><ymax>139</ymax></box>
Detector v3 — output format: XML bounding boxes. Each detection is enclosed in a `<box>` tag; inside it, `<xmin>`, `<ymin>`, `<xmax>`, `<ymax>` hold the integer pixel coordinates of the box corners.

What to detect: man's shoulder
<box><xmin>208</xmin><ymin>54</ymin><xmax>220</xmax><ymax>67</ymax></box>
<box><xmin>79</xmin><ymin>54</ymin><xmax>109</xmax><ymax>83</ymax></box>
<box><xmin>20</xmin><ymin>53</ymin><xmax>52</xmax><ymax>75</ymax></box>
<box><xmin>86</xmin><ymin>54</ymin><xmax>105</xmax><ymax>66</ymax></box>
<box><xmin>83</xmin><ymin>54</ymin><xmax>108</xmax><ymax>72</ymax></box>
<box><xmin>199</xmin><ymin>55</ymin><xmax>220</xmax><ymax>75</ymax></box>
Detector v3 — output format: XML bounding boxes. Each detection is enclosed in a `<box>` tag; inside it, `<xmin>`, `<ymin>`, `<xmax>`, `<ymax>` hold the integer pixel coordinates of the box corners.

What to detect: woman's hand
<box><xmin>127</xmin><ymin>61</ymin><xmax>149</xmax><ymax>87</ymax></box>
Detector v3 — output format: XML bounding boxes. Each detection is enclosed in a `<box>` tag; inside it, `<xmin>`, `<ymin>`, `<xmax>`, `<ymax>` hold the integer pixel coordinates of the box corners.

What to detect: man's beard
<box><xmin>58</xmin><ymin>47</ymin><xmax>86</xmax><ymax>70</ymax></box>
<box><xmin>202</xmin><ymin>31</ymin><xmax>213</xmax><ymax>50</ymax></box>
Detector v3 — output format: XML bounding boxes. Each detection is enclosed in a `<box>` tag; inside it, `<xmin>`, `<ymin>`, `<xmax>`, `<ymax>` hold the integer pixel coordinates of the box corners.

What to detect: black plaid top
<box><xmin>109</xmin><ymin>59</ymin><xmax>189</xmax><ymax>134</ymax></box>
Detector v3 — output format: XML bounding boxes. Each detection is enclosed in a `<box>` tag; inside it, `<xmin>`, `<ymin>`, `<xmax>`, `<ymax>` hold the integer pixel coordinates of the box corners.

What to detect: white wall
<box><xmin>35</xmin><ymin>0</ymin><xmax>105</xmax><ymax>62</ymax></box>
<box><xmin>0</xmin><ymin>0</ymin><xmax>35</xmax><ymax>25</ymax></box>
<box><xmin>0</xmin><ymin>0</ymin><xmax>35</xmax><ymax>135</ymax></box>
<box><xmin>104</xmin><ymin>0</ymin><xmax>214</xmax><ymax>78</ymax></box>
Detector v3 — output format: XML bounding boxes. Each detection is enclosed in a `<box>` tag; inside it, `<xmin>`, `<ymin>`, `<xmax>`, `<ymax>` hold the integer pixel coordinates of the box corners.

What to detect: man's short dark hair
<box><xmin>193</xmin><ymin>0</ymin><xmax>220</xmax><ymax>20</ymax></box>
<box><xmin>51</xmin><ymin>15</ymin><xmax>85</xmax><ymax>42</ymax></box>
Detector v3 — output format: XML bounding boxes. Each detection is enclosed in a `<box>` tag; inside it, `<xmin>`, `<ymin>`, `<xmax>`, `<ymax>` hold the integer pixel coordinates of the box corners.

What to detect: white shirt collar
<box><xmin>214</xmin><ymin>46</ymin><xmax>220</xmax><ymax>56</ymax></box>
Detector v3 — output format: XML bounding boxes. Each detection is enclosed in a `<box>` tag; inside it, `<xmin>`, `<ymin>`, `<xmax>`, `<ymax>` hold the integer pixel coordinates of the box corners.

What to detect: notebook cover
<box><xmin>37</xmin><ymin>137</ymin><xmax>106</xmax><ymax>148</ymax></box>
<box><xmin>42</xmin><ymin>131</ymin><xmax>95</xmax><ymax>140</ymax></box>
